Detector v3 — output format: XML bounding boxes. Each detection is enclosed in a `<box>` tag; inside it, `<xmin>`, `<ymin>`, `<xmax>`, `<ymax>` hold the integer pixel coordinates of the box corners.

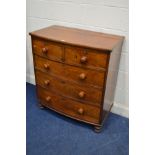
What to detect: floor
<box><xmin>26</xmin><ymin>83</ymin><xmax>129</xmax><ymax>155</ymax></box>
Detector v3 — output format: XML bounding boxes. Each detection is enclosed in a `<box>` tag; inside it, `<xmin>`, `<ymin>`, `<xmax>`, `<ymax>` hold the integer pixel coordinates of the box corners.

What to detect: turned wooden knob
<box><xmin>33</xmin><ymin>45</ymin><xmax>36</xmax><ymax>49</ymax></box>
<box><xmin>42</xmin><ymin>47</ymin><xmax>48</xmax><ymax>54</ymax></box>
<box><xmin>44</xmin><ymin>80</ymin><xmax>50</xmax><ymax>86</ymax></box>
<box><xmin>44</xmin><ymin>64</ymin><xmax>50</xmax><ymax>70</ymax></box>
<box><xmin>79</xmin><ymin>73</ymin><xmax>86</xmax><ymax>80</ymax></box>
<box><xmin>80</xmin><ymin>56</ymin><xmax>87</xmax><ymax>63</ymax></box>
<box><xmin>78</xmin><ymin>108</ymin><xmax>84</xmax><ymax>115</ymax></box>
<box><xmin>46</xmin><ymin>96</ymin><xmax>51</xmax><ymax>102</ymax></box>
<box><xmin>78</xmin><ymin>91</ymin><xmax>85</xmax><ymax>98</ymax></box>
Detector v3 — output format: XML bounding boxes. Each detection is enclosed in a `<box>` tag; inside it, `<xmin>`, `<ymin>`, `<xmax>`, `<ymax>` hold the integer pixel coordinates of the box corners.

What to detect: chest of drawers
<box><xmin>29</xmin><ymin>25</ymin><xmax>124</xmax><ymax>132</ymax></box>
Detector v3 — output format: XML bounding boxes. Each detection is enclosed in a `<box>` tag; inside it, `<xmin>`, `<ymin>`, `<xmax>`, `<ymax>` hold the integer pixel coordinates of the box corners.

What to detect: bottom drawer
<box><xmin>37</xmin><ymin>85</ymin><xmax>100</xmax><ymax>124</ymax></box>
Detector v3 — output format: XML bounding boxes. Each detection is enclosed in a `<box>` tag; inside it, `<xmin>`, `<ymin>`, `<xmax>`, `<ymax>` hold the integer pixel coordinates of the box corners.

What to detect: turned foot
<box><xmin>94</xmin><ymin>126</ymin><xmax>102</xmax><ymax>133</ymax></box>
<box><xmin>38</xmin><ymin>102</ymin><xmax>44</xmax><ymax>109</ymax></box>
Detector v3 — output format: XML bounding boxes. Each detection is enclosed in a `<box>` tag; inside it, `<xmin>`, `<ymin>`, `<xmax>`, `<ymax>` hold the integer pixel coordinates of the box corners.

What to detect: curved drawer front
<box><xmin>35</xmin><ymin>70</ymin><xmax>102</xmax><ymax>105</ymax></box>
<box><xmin>65</xmin><ymin>46</ymin><xmax>108</xmax><ymax>70</ymax></box>
<box><xmin>37</xmin><ymin>86</ymin><xmax>100</xmax><ymax>124</ymax></box>
<box><xmin>34</xmin><ymin>55</ymin><xmax>105</xmax><ymax>88</ymax></box>
<box><xmin>32</xmin><ymin>38</ymin><xmax>63</xmax><ymax>62</ymax></box>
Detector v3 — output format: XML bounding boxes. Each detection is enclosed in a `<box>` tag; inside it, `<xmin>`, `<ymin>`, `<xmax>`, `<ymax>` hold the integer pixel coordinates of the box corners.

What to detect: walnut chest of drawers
<box><xmin>29</xmin><ymin>25</ymin><xmax>124</xmax><ymax>132</ymax></box>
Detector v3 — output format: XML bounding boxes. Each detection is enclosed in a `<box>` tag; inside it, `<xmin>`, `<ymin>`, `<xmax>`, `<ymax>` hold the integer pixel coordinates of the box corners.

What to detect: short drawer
<box><xmin>37</xmin><ymin>86</ymin><xmax>100</xmax><ymax>124</ymax></box>
<box><xmin>35</xmin><ymin>70</ymin><xmax>102</xmax><ymax>105</ymax></box>
<box><xmin>32</xmin><ymin>38</ymin><xmax>63</xmax><ymax>62</ymax></box>
<box><xmin>34</xmin><ymin>55</ymin><xmax>105</xmax><ymax>88</ymax></box>
<box><xmin>65</xmin><ymin>46</ymin><xmax>109</xmax><ymax>70</ymax></box>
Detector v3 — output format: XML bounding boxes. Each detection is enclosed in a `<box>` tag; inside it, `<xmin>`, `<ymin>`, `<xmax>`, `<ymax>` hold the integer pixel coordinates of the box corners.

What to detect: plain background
<box><xmin>0</xmin><ymin>0</ymin><xmax>155</xmax><ymax>155</ymax></box>
<box><xmin>26</xmin><ymin>0</ymin><xmax>129</xmax><ymax>117</ymax></box>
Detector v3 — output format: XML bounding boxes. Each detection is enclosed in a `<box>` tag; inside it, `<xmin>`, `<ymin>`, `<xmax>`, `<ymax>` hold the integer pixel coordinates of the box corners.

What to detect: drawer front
<box><xmin>34</xmin><ymin>55</ymin><xmax>105</xmax><ymax>88</ymax></box>
<box><xmin>35</xmin><ymin>70</ymin><xmax>102</xmax><ymax>105</ymax></box>
<box><xmin>65</xmin><ymin>46</ymin><xmax>108</xmax><ymax>70</ymax></box>
<box><xmin>32</xmin><ymin>38</ymin><xmax>63</xmax><ymax>61</ymax></box>
<box><xmin>37</xmin><ymin>86</ymin><xmax>100</xmax><ymax>124</ymax></box>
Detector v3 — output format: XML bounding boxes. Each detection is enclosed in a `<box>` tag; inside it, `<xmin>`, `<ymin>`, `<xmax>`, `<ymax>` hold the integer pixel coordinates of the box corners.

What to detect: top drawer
<box><xmin>65</xmin><ymin>46</ymin><xmax>109</xmax><ymax>70</ymax></box>
<box><xmin>32</xmin><ymin>38</ymin><xmax>63</xmax><ymax>62</ymax></box>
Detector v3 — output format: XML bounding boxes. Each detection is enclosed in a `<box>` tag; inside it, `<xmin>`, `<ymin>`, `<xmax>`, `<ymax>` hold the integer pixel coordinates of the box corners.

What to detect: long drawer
<box><xmin>37</xmin><ymin>86</ymin><xmax>100</xmax><ymax>124</ymax></box>
<box><xmin>34</xmin><ymin>55</ymin><xmax>105</xmax><ymax>88</ymax></box>
<box><xmin>35</xmin><ymin>70</ymin><xmax>102</xmax><ymax>105</ymax></box>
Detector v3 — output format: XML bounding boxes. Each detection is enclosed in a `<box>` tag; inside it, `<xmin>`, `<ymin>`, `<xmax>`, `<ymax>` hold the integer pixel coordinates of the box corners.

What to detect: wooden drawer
<box><xmin>65</xmin><ymin>46</ymin><xmax>108</xmax><ymax>70</ymax></box>
<box><xmin>34</xmin><ymin>55</ymin><xmax>105</xmax><ymax>88</ymax></box>
<box><xmin>32</xmin><ymin>38</ymin><xmax>63</xmax><ymax>62</ymax></box>
<box><xmin>35</xmin><ymin>70</ymin><xmax>102</xmax><ymax>105</ymax></box>
<box><xmin>37</xmin><ymin>86</ymin><xmax>100</xmax><ymax>124</ymax></box>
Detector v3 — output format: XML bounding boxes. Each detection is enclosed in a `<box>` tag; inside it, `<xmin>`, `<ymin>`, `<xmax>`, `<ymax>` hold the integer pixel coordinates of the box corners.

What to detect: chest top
<box><xmin>29</xmin><ymin>25</ymin><xmax>124</xmax><ymax>51</ymax></box>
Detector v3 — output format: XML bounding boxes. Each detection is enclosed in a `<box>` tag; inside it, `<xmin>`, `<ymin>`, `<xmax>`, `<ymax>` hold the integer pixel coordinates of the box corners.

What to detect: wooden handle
<box><xmin>79</xmin><ymin>73</ymin><xmax>86</xmax><ymax>80</ymax></box>
<box><xmin>42</xmin><ymin>47</ymin><xmax>48</xmax><ymax>54</ymax></box>
<box><xmin>46</xmin><ymin>96</ymin><xmax>51</xmax><ymax>102</ymax></box>
<box><xmin>78</xmin><ymin>91</ymin><xmax>85</xmax><ymax>98</ymax></box>
<box><xmin>33</xmin><ymin>45</ymin><xmax>36</xmax><ymax>49</ymax></box>
<box><xmin>78</xmin><ymin>108</ymin><xmax>84</xmax><ymax>115</ymax></box>
<box><xmin>80</xmin><ymin>56</ymin><xmax>87</xmax><ymax>63</ymax></box>
<box><xmin>44</xmin><ymin>80</ymin><xmax>50</xmax><ymax>86</ymax></box>
<box><xmin>44</xmin><ymin>64</ymin><xmax>50</xmax><ymax>70</ymax></box>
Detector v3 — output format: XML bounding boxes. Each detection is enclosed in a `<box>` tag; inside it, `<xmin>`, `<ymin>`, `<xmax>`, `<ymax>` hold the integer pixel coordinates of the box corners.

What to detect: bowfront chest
<box><xmin>29</xmin><ymin>25</ymin><xmax>124</xmax><ymax>132</ymax></box>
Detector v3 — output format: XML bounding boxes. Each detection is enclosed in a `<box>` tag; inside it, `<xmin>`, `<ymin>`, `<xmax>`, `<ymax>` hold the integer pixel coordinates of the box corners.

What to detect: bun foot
<box><xmin>94</xmin><ymin>126</ymin><xmax>102</xmax><ymax>133</ymax></box>
<box><xmin>38</xmin><ymin>102</ymin><xmax>44</xmax><ymax>109</ymax></box>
